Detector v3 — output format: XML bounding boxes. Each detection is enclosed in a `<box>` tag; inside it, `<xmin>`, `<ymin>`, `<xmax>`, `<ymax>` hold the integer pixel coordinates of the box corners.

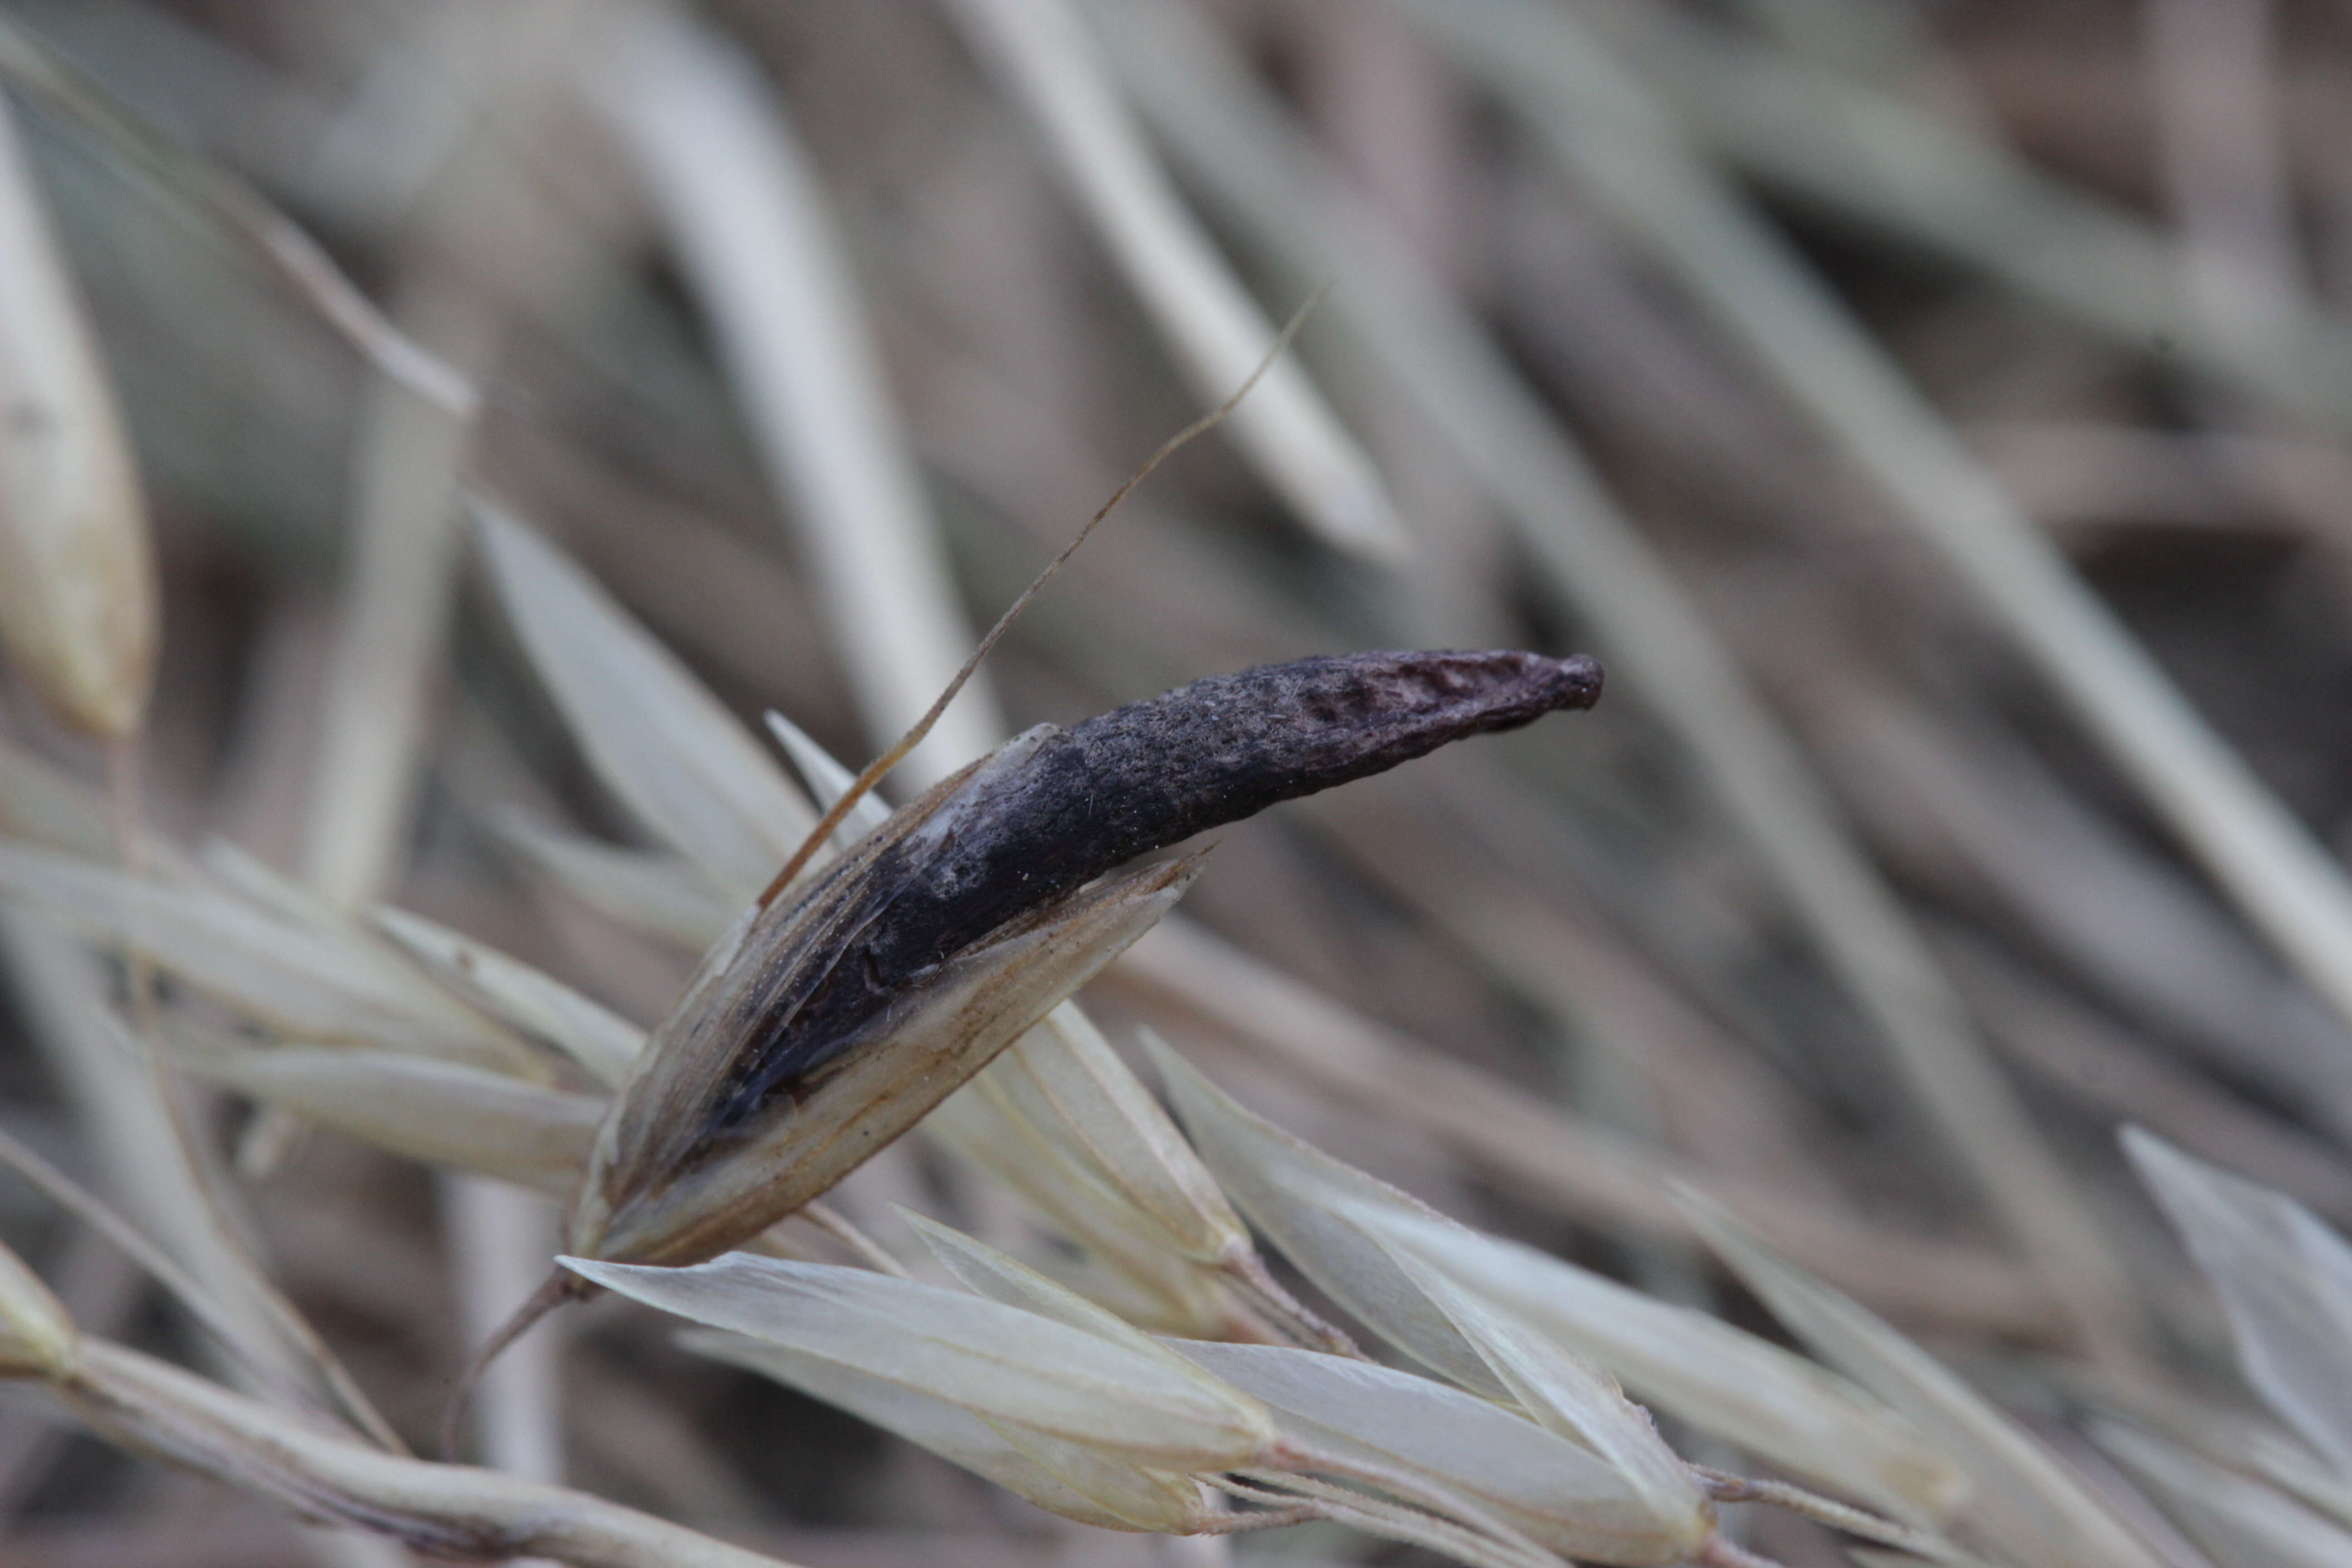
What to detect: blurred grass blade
<box><xmin>0</xmin><ymin>88</ymin><xmax>154</xmax><ymax>738</ymax></box>
<box><xmin>686</xmin><ymin>1329</ymin><xmax>1212</xmax><ymax>1532</ymax></box>
<box><xmin>1402</xmin><ymin>0</ymin><xmax>2352</xmax><ymax>1063</ymax></box>
<box><xmin>487</xmin><ymin>808</ymin><xmax>736</xmax><ymax>951</ymax></box>
<box><xmin>2094</xmin><ymin>1418</ymin><xmax>2352</xmax><ymax>1568</ymax></box>
<box><xmin>52</xmin><ymin>1338</ymin><xmax>799</xmax><ymax>1568</ymax></box>
<box><xmin>372</xmin><ymin>905</ymin><xmax>645</xmax><ymax>1089</ymax></box>
<box><xmin>565</xmin><ymin>1252</ymin><xmax>1274</xmax><ymax>1469</ymax></box>
<box><xmin>0</xmin><ymin>12</ymin><xmax>475</xmax><ymax>416</ymax></box>
<box><xmin>174</xmin><ymin>1039</ymin><xmax>603</xmax><ymax>1194</ymax></box>
<box><xmin>474</xmin><ymin>500</ymin><xmax>813</xmax><ymax>896</ymax></box>
<box><xmin>1150</xmin><ymin>1035</ymin><xmax>1966</xmax><ymax>1524</ymax></box>
<box><xmin>0</xmin><ymin>914</ymin><xmax>405</xmax><ymax>1451</ymax></box>
<box><xmin>1093</xmin><ymin>0</ymin><xmax>2134</xmax><ymax>1362</ymax></box>
<box><xmin>1173</xmin><ymin>1339</ymin><xmax>1711</xmax><ymax>1566</ymax></box>
<box><xmin>1604</xmin><ymin>4</ymin><xmax>2352</xmax><ymax>426</ymax></box>
<box><xmin>592</xmin><ymin>4</ymin><xmax>1004</xmax><ymax>784</ymax></box>
<box><xmin>0</xmin><ymin>735</ymin><xmax>114</xmax><ymax>857</ymax></box>
<box><xmin>944</xmin><ymin>0</ymin><xmax>1405</xmax><ymax>564</ymax></box>
<box><xmin>2126</xmin><ymin>1129</ymin><xmax>2352</xmax><ymax>1473</ymax></box>
<box><xmin>1680</xmin><ymin>1193</ymin><xmax>2164</xmax><ymax>1568</ymax></box>
<box><xmin>0</xmin><ymin>841</ymin><xmax>536</xmax><ymax>1074</ymax></box>
<box><xmin>0</xmin><ymin>1233</ymin><xmax>73</xmax><ymax>1379</ymax></box>
<box><xmin>762</xmin><ymin>711</ymin><xmax>887</xmax><ymax>841</ymax></box>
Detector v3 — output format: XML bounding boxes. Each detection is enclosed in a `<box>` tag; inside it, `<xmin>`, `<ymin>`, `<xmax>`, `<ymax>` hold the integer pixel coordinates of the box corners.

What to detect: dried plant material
<box><xmin>2126</xmin><ymin>1129</ymin><xmax>2352</xmax><ymax>1473</ymax></box>
<box><xmin>39</xmin><ymin>1337</ymin><xmax>795</xmax><ymax>1567</ymax></box>
<box><xmin>0</xmin><ymin>90</ymin><xmax>156</xmax><ymax>739</ymax></box>
<box><xmin>961</xmin><ymin>1009</ymin><xmax>1245</xmax><ymax>1264</ymax></box>
<box><xmin>1404</xmin><ymin>0</ymin><xmax>2352</xmax><ymax>1065</ymax></box>
<box><xmin>764</xmin><ymin>711</ymin><xmax>891</xmax><ymax>841</ymax></box>
<box><xmin>0</xmin><ymin>13</ymin><xmax>476</xmax><ymax>418</ymax></box>
<box><xmin>926</xmin><ymin>1012</ymin><xmax>1249</xmax><ymax>1333</ymax></box>
<box><xmin>0</xmin><ymin>841</ymin><xmax>536</xmax><ymax>1076</ymax></box>
<box><xmin>573</xmin><ymin>831</ymin><xmax>1197</xmax><ymax>1268</ymax></box>
<box><xmin>687</xmin><ymin>1329</ymin><xmax>1215</xmax><ymax>1533</ymax></box>
<box><xmin>1151</xmin><ymin>1039</ymin><xmax>1966</xmax><ymax>1524</ymax></box>
<box><xmin>0</xmin><ymin>735</ymin><xmax>114</xmax><ymax>858</ymax></box>
<box><xmin>0</xmin><ymin>1236</ymin><xmax>74</xmax><ymax>1380</ymax></box>
<box><xmin>577</xmin><ymin>648</ymin><xmax>1599</xmax><ymax>1270</ymax></box>
<box><xmin>489</xmin><ymin>809</ymin><xmax>737</xmax><ymax>951</ymax></box>
<box><xmin>372</xmin><ymin>906</ymin><xmax>646</xmax><ymax>1089</ymax></box>
<box><xmin>567</xmin><ymin>1252</ymin><xmax>1275</xmax><ymax>1469</ymax></box>
<box><xmin>945</xmin><ymin>0</ymin><xmax>1406</xmax><ymax>565</ymax></box>
<box><xmin>1382</xmin><ymin>1246</ymin><xmax>1707</xmax><ymax>1530</ymax></box>
<box><xmin>596</xmin><ymin>5</ymin><xmax>1008</xmax><ymax>784</ymax></box>
<box><xmin>1095</xmin><ymin>0</ymin><xmax>2130</xmax><ymax>1365</ymax></box>
<box><xmin>2094</xmin><ymin>1419</ymin><xmax>2352</xmax><ymax>1568</ymax></box>
<box><xmin>475</xmin><ymin>503</ymin><xmax>815</xmax><ymax>896</ymax></box>
<box><xmin>904</xmin><ymin>1210</ymin><xmax>1219</xmax><ymax>1376</ymax></box>
<box><xmin>1174</xmin><ymin>1341</ymin><xmax>1712</xmax><ymax>1567</ymax></box>
<box><xmin>174</xmin><ymin>1041</ymin><xmax>603</xmax><ymax>1195</ymax></box>
<box><xmin>1679</xmin><ymin>1195</ymin><xmax>2163</xmax><ymax>1568</ymax></box>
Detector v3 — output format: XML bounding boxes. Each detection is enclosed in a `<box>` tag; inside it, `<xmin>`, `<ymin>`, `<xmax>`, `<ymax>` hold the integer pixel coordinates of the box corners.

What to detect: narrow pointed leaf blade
<box><xmin>179</xmin><ymin>1042</ymin><xmax>602</xmax><ymax>1192</ymax></box>
<box><xmin>567</xmin><ymin>1253</ymin><xmax>1271</xmax><ymax>1468</ymax></box>
<box><xmin>2126</xmin><ymin>1128</ymin><xmax>2352</xmax><ymax>1474</ymax></box>
<box><xmin>488</xmin><ymin>809</ymin><xmax>736</xmax><ymax>950</ymax></box>
<box><xmin>475</xmin><ymin>503</ymin><xmax>813</xmax><ymax>894</ymax></box>
<box><xmin>1683</xmin><ymin>1195</ymin><xmax>2163</xmax><ymax>1568</ymax></box>
<box><xmin>1173</xmin><ymin>1338</ymin><xmax>1708</xmax><ymax>1564</ymax></box>
<box><xmin>0</xmin><ymin>842</ymin><xmax>531</xmax><ymax>1072</ymax></box>
<box><xmin>2096</xmin><ymin>1420</ymin><xmax>2352</xmax><ymax>1568</ymax></box>
<box><xmin>372</xmin><ymin>905</ymin><xmax>645</xmax><ymax>1088</ymax></box>
<box><xmin>1147</xmin><ymin>1036</ymin><xmax>1503</xmax><ymax>1396</ymax></box>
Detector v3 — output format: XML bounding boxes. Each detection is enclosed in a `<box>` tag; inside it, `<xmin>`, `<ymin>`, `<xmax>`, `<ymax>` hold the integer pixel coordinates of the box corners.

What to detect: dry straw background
<box><xmin>0</xmin><ymin>0</ymin><xmax>2351</xmax><ymax>1564</ymax></box>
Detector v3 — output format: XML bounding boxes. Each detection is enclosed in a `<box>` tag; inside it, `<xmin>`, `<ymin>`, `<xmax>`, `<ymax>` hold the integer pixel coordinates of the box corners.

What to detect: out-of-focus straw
<box><xmin>1088</xmin><ymin>0</ymin><xmax>2145</xmax><ymax>1365</ymax></box>
<box><xmin>1405</xmin><ymin>0</ymin><xmax>2352</xmax><ymax>1078</ymax></box>
<box><xmin>295</xmin><ymin>0</ymin><xmax>584</xmax><ymax>1506</ymax></box>
<box><xmin>1594</xmin><ymin>3</ymin><xmax>2352</xmax><ymax>427</ymax></box>
<box><xmin>2143</xmin><ymin>0</ymin><xmax>2305</xmax><ymax>366</ymax></box>
<box><xmin>591</xmin><ymin>1</ymin><xmax>1002</xmax><ymax>788</ymax></box>
<box><xmin>943</xmin><ymin>0</ymin><xmax>1409</xmax><ymax>567</ymax></box>
<box><xmin>0</xmin><ymin>89</ymin><xmax>154</xmax><ymax>741</ymax></box>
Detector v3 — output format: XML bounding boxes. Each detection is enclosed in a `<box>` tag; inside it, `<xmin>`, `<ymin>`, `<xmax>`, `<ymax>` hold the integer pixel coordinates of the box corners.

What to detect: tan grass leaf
<box><xmin>1152</xmin><ymin>1037</ymin><xmax>1966</xmax><ymax>1524</ymax></box>
<box><xmin>175</xmin><ymin>1039</ymin><xmax>603</xmax><ymax>1194</ymax></box>
<box><xmin>1681</xmin><ymin>1193</ymin><xmax>2163</xmax><ymax>1568</ymax></box>
<box><xmin>0</xmin><ymin>1234</ymin><xmax>74</xmax><ymax>1378</ymax></box>
<box><xmin>566</xmin><ymin>1252</ymin><xmax>1273</xmax><ymax>1469</ymax></box>
<box><xmin>488</xmin><ymin>808</ymin><xmax>737</xmax><ymax>950</ymax></box>
<box><xmin>2126</xmin><ymin>1127</ymin><xmax>2352</xmax><ymax>1476</ymax></box>
<box><xmin>685</xmin><ymin>1329</ymin><xmax>1212</xmax><ymax>1532</ymax></box>
<box><xmin>0</xmin><ymin>841</ymin><xmax>535</xmax><ymax>1075</ymax></box>
<box><xmin>1173</xmin><ymin>1339</ymin><xmax>1706</xmax><ymax>1566</ymax></box>
<box><xmin>475</xmin><ymin>502</ymin><xmax>814</xmax><ymax>896</ymax></box>
<box><xmin>2095</xmin><ymin>1419</ymin><xmax>2352</xmax><ymax>1568</ymax></box>
<box><xmin>372</xmin><ymin>905</ymin><xmax>645</xmax><ymax>1088</ymax></box>
<box><xmin>0</xmin><ymin>91</ymin><xmax>155</xmax><ymax>739</ymax></box>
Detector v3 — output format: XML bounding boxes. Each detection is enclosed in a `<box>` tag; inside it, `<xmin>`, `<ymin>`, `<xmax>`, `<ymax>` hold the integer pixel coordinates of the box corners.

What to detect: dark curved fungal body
<box><xmin>705</xmin><ymin>649</ymin><xmax>1602</xmax><ymax>1132</ymax></box>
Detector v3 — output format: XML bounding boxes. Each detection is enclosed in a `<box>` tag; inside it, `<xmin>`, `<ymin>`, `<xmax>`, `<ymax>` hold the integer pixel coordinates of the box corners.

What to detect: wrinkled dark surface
<box><xmin>707</xmin><ymin>649</ymin><xmax>1602</xmax><ymax>1131</ymax></box>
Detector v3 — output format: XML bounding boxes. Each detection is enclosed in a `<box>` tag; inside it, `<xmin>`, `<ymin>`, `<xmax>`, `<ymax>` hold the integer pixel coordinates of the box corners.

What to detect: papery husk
<box><xmin>571</xmin><ymin>743</ymin><xmax>1203</xmax><ymax>1264</ymax></box>
<box><xmin>0</xmin><ymin>92</ymin><xmax>156</xmax><ymax>740</ymax></box>
<box><xmin>52</xmin><ymin>1338</ymin><xmax>790</xmax><ymax>1568</ymax></box>
<box><xmin>0</xmin><ymin>1233</ymin><xmax>74</xmax><ymax>1378</ymax></box>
